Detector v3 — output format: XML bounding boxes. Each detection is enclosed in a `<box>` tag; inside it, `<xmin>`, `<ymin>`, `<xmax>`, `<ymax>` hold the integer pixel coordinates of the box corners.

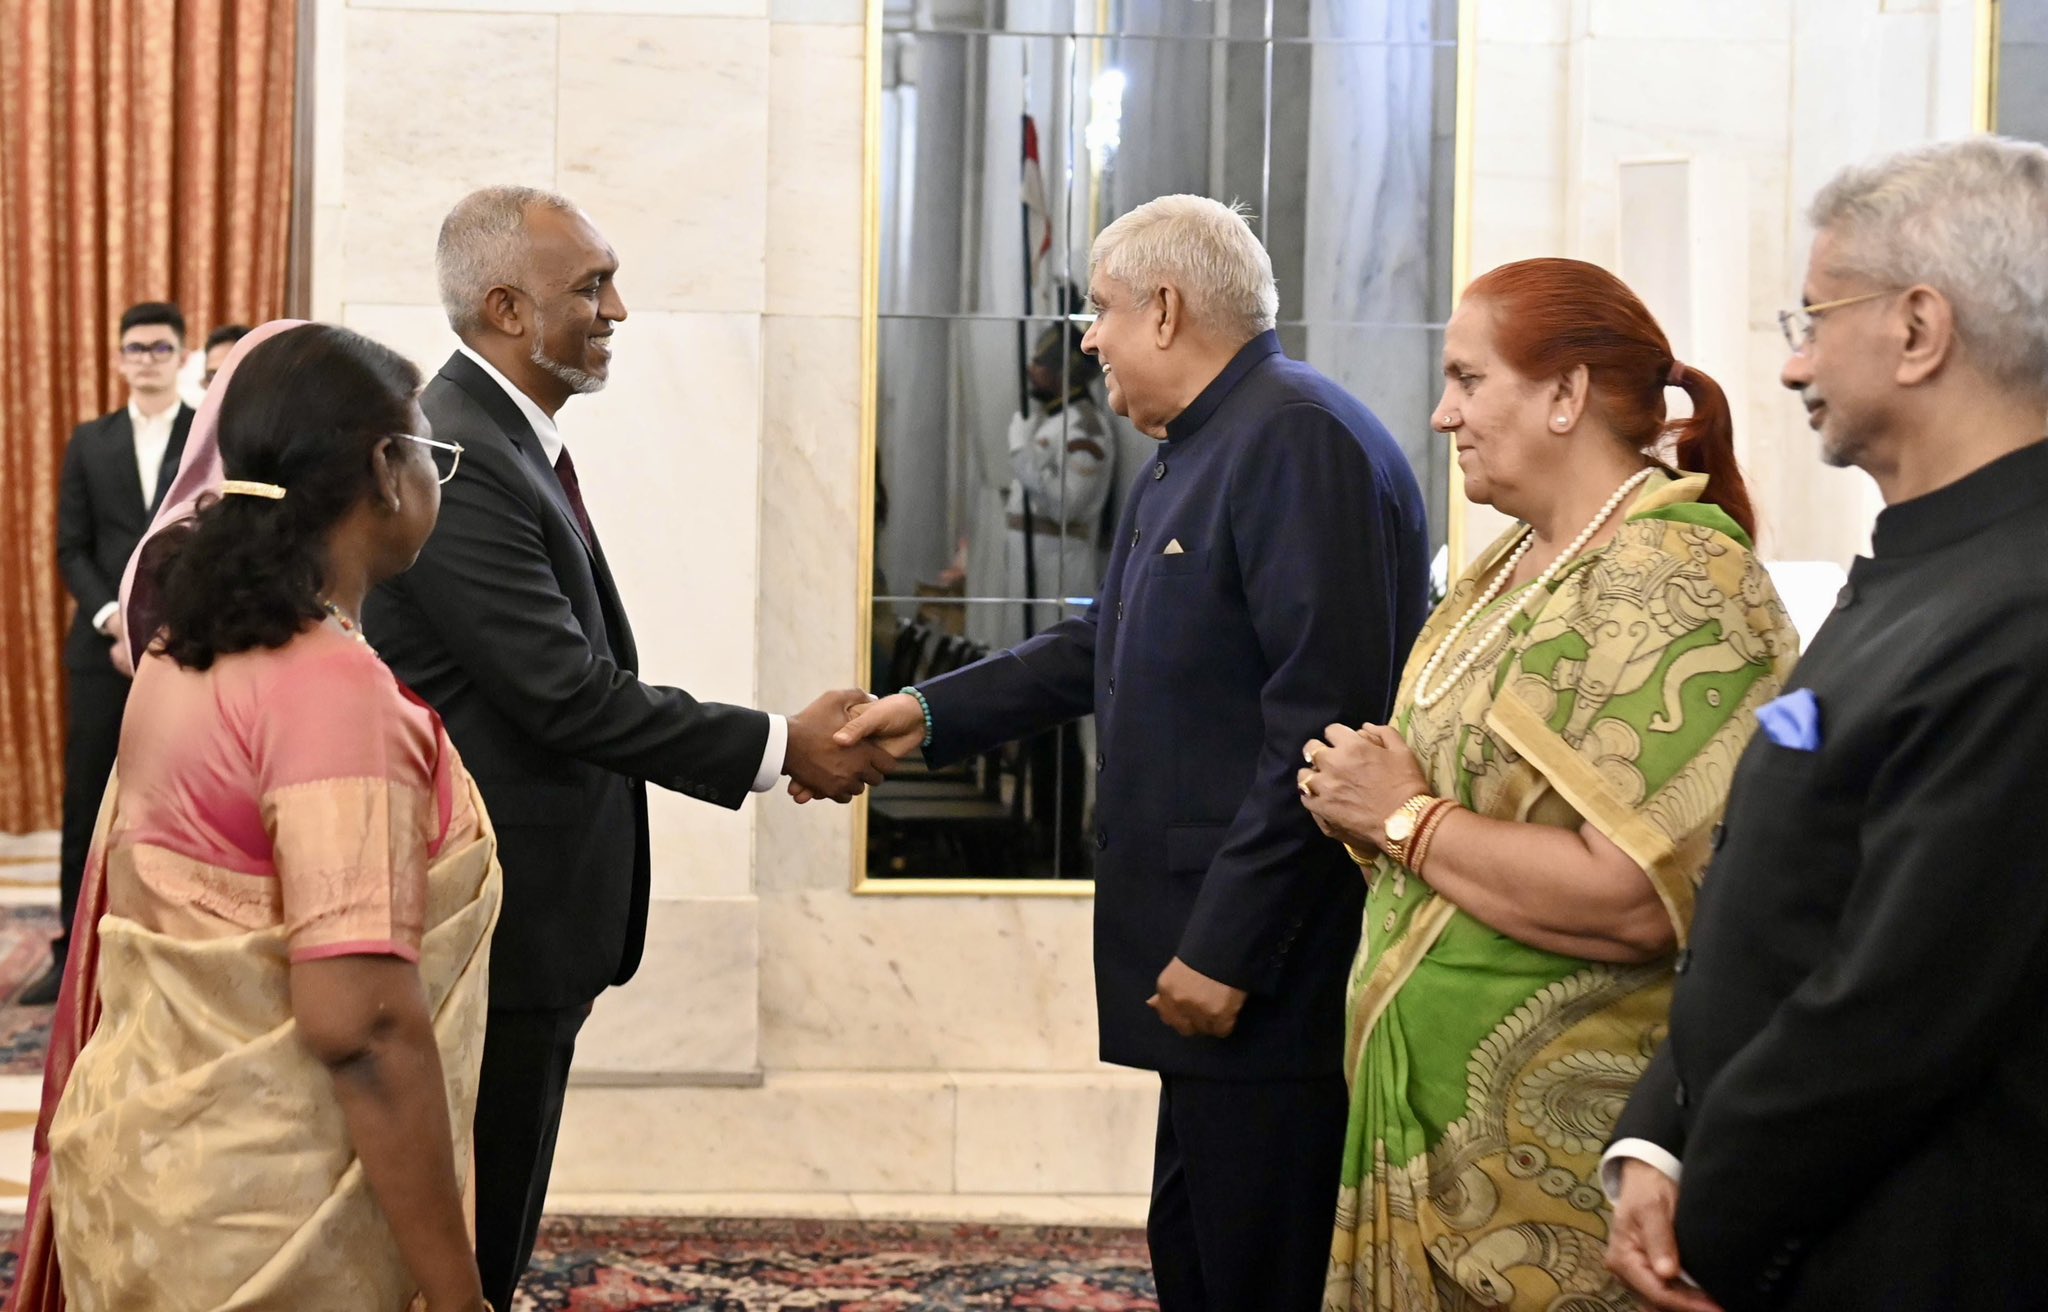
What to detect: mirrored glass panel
<box><xmin>1996</xmin><ymin>0</ymin><xmax>2048</xmax><ymax>144</ymax></box>
<box><xmin>867</xmin><ymin>0</ymin><xmax>1462</xmax><ymax>884</ymax></box>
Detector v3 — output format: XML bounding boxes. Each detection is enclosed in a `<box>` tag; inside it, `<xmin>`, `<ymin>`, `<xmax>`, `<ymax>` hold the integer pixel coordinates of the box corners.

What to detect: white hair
<box><xmin>436</xmin><ymin>185</ymin><xmax>580</xmax><ymax>337</ymax></box>
<box><xmin>1090</xmin><ymin>195</ymin><xmax>1278</xmax><ymax>341</ymax></box>
<box><xmin>1809</xmin><ymin>136</ymin><xmax>2048</xmax><ymax>395</ymax></box>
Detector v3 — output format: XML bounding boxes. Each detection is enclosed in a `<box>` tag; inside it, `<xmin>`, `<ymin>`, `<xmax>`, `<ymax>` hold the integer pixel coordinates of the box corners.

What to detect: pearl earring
<box><xmin>1553</xmin><ymin>415</ymin><xmax>1569</xmax><ymax>429</ymax></box>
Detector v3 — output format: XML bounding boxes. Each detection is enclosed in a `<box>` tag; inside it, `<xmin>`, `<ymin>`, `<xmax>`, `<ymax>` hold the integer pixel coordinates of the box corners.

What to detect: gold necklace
<box><xmin>321</xmin><ymin>599</ymin><xmax>372</xmax><ymax>649</ymax></box>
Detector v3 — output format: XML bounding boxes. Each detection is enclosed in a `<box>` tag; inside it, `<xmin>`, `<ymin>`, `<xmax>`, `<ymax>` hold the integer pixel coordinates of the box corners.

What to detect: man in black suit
<box><xmin>363</xmin><ymin>186</ymin><xmax>892</xmax><ymax>1310</ymax></box>
<box><xmin>1605</xmin><ymin>137</ymin><xmax>2048</xmax><ymax>1312</ymax></box>
<box><xmin>833</xmin><ymin>195</ymin><xmax>1430</xmax><ymax>1311</ymax></box>
<box><xmin>30</xmin><ymin>301</ymin><xmax>195</xmax><ymax>1005</ymax></box>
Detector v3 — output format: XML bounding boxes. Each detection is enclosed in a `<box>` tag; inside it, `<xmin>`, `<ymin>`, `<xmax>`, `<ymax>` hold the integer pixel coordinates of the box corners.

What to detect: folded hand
<box><xmin>1147</xmin><ymin>956</ymin><xmax>1246</xmax><ymax>1039</ymax></box>
<box><xmin>1297</xmin><ymin>723</ymin><xmax>1426</xmax><ymax>848</ymax></box>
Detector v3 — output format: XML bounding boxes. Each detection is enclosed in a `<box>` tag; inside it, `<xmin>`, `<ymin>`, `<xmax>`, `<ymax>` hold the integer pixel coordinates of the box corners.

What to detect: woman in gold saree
<box><xmin>1298</xmin><ymin>259</ymin><xmax>1799</xmax><ymax>1311</ymax></box>
<box><xmin>11</xmin><ymin>323</ymin><xmax>499</xmax><ymax>1312</ymax></box>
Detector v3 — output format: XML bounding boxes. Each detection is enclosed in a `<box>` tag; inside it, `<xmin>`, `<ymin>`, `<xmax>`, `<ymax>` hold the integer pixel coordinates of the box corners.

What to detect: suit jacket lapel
<box><xmin>438</xmin><ymin>353</ymin><xmax>595</xmax><ymax>561</ymax></box>
<box><xmin>150</xmin><ymin>406</ymin><xmax>194</xmax><ymax>514</ymax></box>
<box><xmin>436</xmin><ymin>352</ymin><xmax>638</xmax><ymax>668</ymax></box>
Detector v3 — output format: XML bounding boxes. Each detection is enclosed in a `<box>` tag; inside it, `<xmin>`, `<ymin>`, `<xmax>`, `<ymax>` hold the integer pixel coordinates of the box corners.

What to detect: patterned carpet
<box><xmin>519</xmin><ymin>1216</ymin><xmax>1157</xmax><ymax>1310</ymax></box>
<box><xmin>0</xmin><ymin>906</ymin><xmax>58</xmax><ymax>1075</ymax></box>
<box><xmin>0</xmin><ymin>1218</ymin><xmax>1157</xmax><ymax>1310</ymax></box>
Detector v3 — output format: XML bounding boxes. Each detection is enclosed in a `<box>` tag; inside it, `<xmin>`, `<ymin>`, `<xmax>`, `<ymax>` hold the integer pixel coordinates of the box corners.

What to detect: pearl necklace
<box><xmin>1412</xmin><ymin>467</ymin><xmax>1655</xmax><ymax>709</ymax></box>
<box><xmin>322</xmin><ymin>600</ymin><xmax>372</xmax><ymax>650</ymax></box>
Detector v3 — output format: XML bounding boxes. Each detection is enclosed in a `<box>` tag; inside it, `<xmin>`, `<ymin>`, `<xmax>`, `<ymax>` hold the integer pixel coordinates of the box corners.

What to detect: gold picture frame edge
<box><xmin>1976</xmin><ymin>0</ymin><xmax>2001</xmax><ymax>133</ymax></box>
<box><xmin>850</xmin><ymin>0</ymin><xmax>1477</xmax><ymax>896</ymax></box>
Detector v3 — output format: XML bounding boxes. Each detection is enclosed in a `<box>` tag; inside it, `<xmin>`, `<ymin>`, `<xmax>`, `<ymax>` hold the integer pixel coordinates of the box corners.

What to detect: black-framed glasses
<box><xmin>397</xmin><ymin>433</ymin><xmax>464</xmax><ymax>484</ymax></box>
<box><xmin>120</xmin><ymin>341</ymin><xmax>179</xmax><ymax>361</ymax></box>
<box><xmin>1777</xmin><ymin>290</ymin><xmax>1892</xmax><ymax>354</ymax></box>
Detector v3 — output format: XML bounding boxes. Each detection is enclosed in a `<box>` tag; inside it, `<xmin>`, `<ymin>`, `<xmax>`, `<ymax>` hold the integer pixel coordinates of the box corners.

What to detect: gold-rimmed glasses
<box><xmin>1778</xmin><ymin>290</ymin><xmax>1893</xmax><ymax>354</ymax></box>
<box><xmin>397</xmin><ymin>433</ymin><xmax>464</xmax><ymax>484</ymax></box>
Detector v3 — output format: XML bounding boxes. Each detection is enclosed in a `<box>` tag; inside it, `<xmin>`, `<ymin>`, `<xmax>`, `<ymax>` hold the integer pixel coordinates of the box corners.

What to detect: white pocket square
<box><xmin>1162</xmin><ymin>538</ymin><xmax>1185</xmax><ymax>555</ymax></box>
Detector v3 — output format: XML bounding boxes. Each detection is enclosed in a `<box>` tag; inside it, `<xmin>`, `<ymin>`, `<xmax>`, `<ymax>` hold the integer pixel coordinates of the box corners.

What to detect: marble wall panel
<box><xmin>1573</xmin><ymin>35</ymin><xmax>1793</xmax><ymax>329</ymax></box>
<box><xmin>353</xmin><ymin>0</ymin><xmax>768</xmax><ymax>14</ymax></box>
<box><xmin>771</xmin><ymin>0</ymin><xmax>863</xmax><ymax>20</ymax></box>
<box><xmin>767</xmin><ymin>23</ymin><xmax>866</xmax><ymax>317</ymax></box>
<box><xmin>558</xmin><ymin>309</ymin><xmax>765</xmax><ymax>897</ymax></box>
<box><xmin>1473</xmin><ymin>0</ymin><xmax>1570</xmax><ymax>45</ymax></box>
<box><xmin>558</xmin><ymin>16</ymin><xmax>771</xmax><ymax>314</ymax></box>
<box><xmin>757</xmin><ymin>891</ymin><xmax>1102</xmax><ymax>1071</ymax></box>
<box><xmin>951</xmin><ymin>1072</ymin><xmax>1156</xmax><ymax>1194</ymax></box>
<box><xmin>340</xmin><ymin>11</ymin><xmax>558</xmax><ymax>307</ymax></box>
<box><xmin>1585</xmin><ymin>0</ymin><xmax>1791</xmax><ymax>43</ymax></box>
<box><xmin>754</xmin><ymin>314</ymin><xmax>865</xmax><ymax>896</ymax></box>
<box><xmin>553</xmin><ymin>1074</ymin><xmax>956</xmax><ymax>1192</ymax></box>
<box><xmin>338</xmin><ymin>302</ymin><xmax>461</xmax><ymax>375</ymax></box>
<box><xmin>575</xmin><ymin>896</ymin><xmax>762</xmax><ymax>1080</ymax></box>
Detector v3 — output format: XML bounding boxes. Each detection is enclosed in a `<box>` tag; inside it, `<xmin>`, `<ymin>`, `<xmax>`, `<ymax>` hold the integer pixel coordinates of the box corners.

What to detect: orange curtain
<box><xmin>0</xmin><ymin>0</ymin><xmax>296</xmax><ymax>833</ymax></box>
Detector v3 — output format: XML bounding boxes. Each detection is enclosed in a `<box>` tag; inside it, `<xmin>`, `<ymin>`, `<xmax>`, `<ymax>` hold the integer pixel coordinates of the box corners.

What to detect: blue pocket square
<box><xmin>1756</xmin><ymin>688</ymin><xmax>1822</xmax><ymax>752</ymax></box>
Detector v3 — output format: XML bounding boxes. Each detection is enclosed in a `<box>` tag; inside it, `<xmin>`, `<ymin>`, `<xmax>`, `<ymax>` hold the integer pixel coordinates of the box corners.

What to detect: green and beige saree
<box><xmin>1324</xmin><ymin>473</ymin><xmax>1799</xmax><ymax>1311</ymax></box>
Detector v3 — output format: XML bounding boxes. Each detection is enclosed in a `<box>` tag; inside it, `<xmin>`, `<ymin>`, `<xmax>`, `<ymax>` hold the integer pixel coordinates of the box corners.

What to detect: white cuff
<box><xmin>92</xmin><ymin>602</ymin><xmax>119</xmax><ymax>635</ymax></box>
<box><xmin>751</xmin><ymin>714</ymin><xmax>788</xmax><ymax>793</ymax></box>
<box><xmin>1600</xmin><ymin>1138</ymin><xmax>1683</xmax><ymax>1202</ymax></box>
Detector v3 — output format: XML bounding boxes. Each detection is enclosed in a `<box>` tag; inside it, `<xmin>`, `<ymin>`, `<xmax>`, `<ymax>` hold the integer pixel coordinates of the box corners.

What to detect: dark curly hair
<box><xmin>146</xmin><ymin>324</ymin><xmax>422</xmax><ymax>669</ymax></box>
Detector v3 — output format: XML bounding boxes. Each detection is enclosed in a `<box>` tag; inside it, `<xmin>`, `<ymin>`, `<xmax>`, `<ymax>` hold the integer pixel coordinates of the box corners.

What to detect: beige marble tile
<box><xmin>1474</xmin><ymin>0</ymin><xmax>1571</xmax><ymax>45</ymax></box>
<box><xmin>338</xmin><ymin>302</ymin><xmax>462</xmax><ymax>377</ymax></box>
<box><xmin>573</xmin><ymin>896</ymin><xmax>761</xmax><ymax>1080</ymax></box>
<box><xmin>767</xmin><ymin>22</ymin><xmax>865</xmax><ymax>317</ymax></box>
<box><xmin>558</xmin><ymin>17</ymin><xmax>770</xmax><ymax>315</ymax></box>
<box><xmin>848</xmin><ymin>1192</ymin><xmax>1146</xmax><ymax>1226</ymax></box>
<box><xmin>771</xmin><ymin>0</ymin><xmax>863</xmax><ymax>21</ymax></box>
<box><xmin>952</xmin><ymin>1072</ymin><xmax>1157</xmax><ymax>1195</ymax></box>
<box><xmin>1585</xmin><ymin>0</ymin><xmax>1791</xmax><ymax>42</ymax></box>
<box><xmin>556</xmin><ymin>309</ymin><xmax>765</xmax><ymax>897</ymax></box>
<box><xmin>753</xmin><ymin>314</ymin><xmax>865</xmax><ymax>898</ymax></box>
<box><xmin>756</xmin><ymin>890</ymin><xmax>1103</xmax><ymax>1071</ymax></box>
<box><xmin>0</xmin><ymin>1075</ymin><xmax>42</xmax><ymax>1213</ymax></box>
<box><xmin>553</xmin><ymin>1073</ymin><xmax>956</xmax><ymax>1193</ymax></box>
<box><xmin>355</xmin><ymin>0</ymin><xmax>767</xmax><ymax>13</ymax></box>
<box><xmin>546</xmin><ymin>1190</ymin><xmax>860</xmax><ymax>1218</ymax></box>
<box><xmin>340</xmin><ymin>11</ymin><xmax>558</xmax><ymax>307</ymax></box>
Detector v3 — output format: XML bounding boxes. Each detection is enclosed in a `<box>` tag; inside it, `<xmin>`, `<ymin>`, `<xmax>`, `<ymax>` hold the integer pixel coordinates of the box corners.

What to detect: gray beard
<box><xmin>530</xmin><ymin>330</ymin><xmax>606</xmax><ymax>395</ymax></box>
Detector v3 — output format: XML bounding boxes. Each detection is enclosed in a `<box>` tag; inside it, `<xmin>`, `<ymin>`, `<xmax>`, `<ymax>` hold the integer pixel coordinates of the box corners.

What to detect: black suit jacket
<box><xmin>365</xmin><ymin>351</ymin><xmax>771</xmax><ymax>1011</ymax></box>
<box><xmin>1611</xmin><ymin>440</ymin><xmax>2048</xmax><ymax>1311</ymax></box>
<box><xmin>56</xmin><ymin>405</ymin><xmax>191</xmax><ymax>670</ymax></box>
<box><xmin>919</xmin><ymin>333</ymin><xmax>1430</xmax><ymax>1079</ymax></box>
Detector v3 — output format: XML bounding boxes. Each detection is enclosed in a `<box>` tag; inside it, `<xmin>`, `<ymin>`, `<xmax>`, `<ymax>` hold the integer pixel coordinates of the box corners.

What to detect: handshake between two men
<box><xmin>778</xmin><ymin>690</ymin><xmax>928</xmax><ymax>804</ymax></box>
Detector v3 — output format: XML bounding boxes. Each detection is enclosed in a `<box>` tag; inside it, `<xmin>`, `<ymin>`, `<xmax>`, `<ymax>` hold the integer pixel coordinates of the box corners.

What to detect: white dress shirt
<box><xmin>92</xmin><ymin>398</ymin><xmax>181</xmax><ymax>634</ymax></box>
<box><xmin>128</xmin><ymin>398</ymin><xmax>179</xmax><ymax>509</ymax></box>
<box><xmin>455</xmin><ymin>345</ymin><xmax>785</xmax><ymax>791</ymax></box>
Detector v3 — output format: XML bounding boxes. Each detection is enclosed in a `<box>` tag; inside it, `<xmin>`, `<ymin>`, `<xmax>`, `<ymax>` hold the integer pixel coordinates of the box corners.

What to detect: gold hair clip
<box><xmin>219</xmin><ymin>480</ymin><xmax>286</xmax><ymax>500</ymax></box>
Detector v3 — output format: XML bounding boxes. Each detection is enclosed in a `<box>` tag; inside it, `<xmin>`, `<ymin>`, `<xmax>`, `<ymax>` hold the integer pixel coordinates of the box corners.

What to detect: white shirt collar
<box><xmin>458</xmin><ymin>344</ymin><xmax>565</xmax><ymax>465</ymax></box>
<box><xmin>125</xmin><ymin>398</ymin><xmax>180</xmax><ymax>508</ymax></box>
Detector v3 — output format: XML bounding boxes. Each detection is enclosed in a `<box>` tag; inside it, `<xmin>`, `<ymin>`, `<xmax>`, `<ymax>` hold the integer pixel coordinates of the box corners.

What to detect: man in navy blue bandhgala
<box><xmin>833</xmin><ymin>194</ymin><xmax>1430</xmax><ymax>1311</ymax></box>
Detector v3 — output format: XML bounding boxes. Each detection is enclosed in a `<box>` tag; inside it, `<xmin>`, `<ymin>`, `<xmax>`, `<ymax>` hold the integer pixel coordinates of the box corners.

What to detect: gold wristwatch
<box><xmin>1381</xmin><ymin>793</ymin><xmax>1437</xmax><ymax>866</ymax></box>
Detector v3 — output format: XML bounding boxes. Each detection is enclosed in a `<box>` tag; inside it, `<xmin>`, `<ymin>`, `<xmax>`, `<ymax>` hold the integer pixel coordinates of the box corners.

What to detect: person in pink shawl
<box><xmin>10</xmin><ymin>321</ymin><xmax>502</xmax><ymax>1312</ymax></box>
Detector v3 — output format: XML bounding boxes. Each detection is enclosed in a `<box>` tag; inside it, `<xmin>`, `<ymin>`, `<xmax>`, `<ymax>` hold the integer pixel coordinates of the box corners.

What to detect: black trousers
<box><xmin>1149</xmin><ymin>1072</ymin><xmax>1349</xmax><ymax>1312</ymax></box>
<box><xmin>57</xmin><ymin>667</ymin><xmax>129</xmax><ymax>960</ymax></box>
<box><xmin>474</xmin><ymin>1004</ymin><xmax>588</xmax><ymax>1311</ymax></box>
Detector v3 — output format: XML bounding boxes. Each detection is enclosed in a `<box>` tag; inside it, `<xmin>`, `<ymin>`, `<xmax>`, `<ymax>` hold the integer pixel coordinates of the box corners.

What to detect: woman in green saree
<box><xmin>1297</xmin><ymin>258</ymin><xmax>1799</xmax><ymax>1311</ymax></box>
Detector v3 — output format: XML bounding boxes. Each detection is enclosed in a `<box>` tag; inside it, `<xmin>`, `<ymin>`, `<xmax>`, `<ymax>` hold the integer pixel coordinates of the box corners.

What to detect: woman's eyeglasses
<box><xmin>396</xmin><ymin>433</ymin><xmax>464</xmax><ymax>484</ymax></box>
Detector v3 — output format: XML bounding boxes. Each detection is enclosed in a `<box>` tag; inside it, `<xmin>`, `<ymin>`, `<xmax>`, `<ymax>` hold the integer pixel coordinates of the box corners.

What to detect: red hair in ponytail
<box><xmin>1463</xmin><ymin>258</ymin><xmax>1757</xmax><ymax>540</ymax></box>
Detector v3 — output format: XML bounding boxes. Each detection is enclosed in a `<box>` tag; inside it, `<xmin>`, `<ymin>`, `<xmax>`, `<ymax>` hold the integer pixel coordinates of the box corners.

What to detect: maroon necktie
<box><xmin>552</xmin><ymin>447</ymin><xmax>598</xmax><ymax>546</ymax></box>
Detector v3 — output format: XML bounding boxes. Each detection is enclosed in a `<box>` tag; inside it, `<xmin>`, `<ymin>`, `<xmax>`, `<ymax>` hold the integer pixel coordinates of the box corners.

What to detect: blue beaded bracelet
<box><xmin>901</xmin><ymin>685</ymin><xmax>935</xmax><ymax>749</ymax></box>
